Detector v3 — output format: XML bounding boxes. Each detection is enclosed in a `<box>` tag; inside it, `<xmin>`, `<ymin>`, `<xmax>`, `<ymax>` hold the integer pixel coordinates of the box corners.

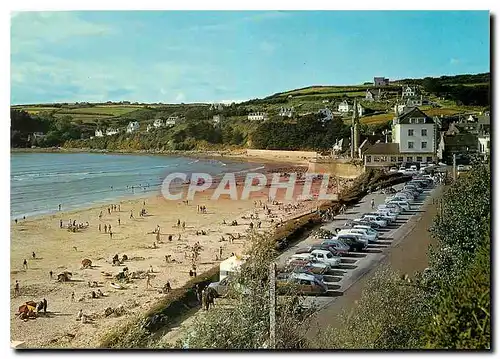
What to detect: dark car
<box><xmin>319</xmin><ymin>238</ymin><xmax>351</xmax><ymax>255</ymax></box>
<box><xmin>336</xmin><ymin>234</ymin><xmax>367</xmax><ymax>252</ymax></box>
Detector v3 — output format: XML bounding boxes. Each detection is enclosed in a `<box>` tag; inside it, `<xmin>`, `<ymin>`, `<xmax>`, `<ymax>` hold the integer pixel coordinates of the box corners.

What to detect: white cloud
<box><xmin>11</xmin><ymin>12</ymin><xmax>116</xmax><ymax>54</ymax></box>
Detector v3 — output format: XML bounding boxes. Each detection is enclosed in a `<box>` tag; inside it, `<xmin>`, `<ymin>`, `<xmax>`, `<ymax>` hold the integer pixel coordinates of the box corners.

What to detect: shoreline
<box><xmin>10</xmin><ymin>147</ymin><xmax>312</xmax><ymax>165</ymax></box>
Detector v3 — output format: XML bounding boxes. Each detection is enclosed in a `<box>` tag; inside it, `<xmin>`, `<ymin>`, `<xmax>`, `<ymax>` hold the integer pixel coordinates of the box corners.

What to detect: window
<box><xmin>398</xmin><ymin>156</ymin><xmax>404</xmax><ymax>162</ymax></box>
<box><xmin>406</xmin><ymin>156</ymin><xmax>413</xmax><ymax>162</ymax></box>
<box><xmin>366</xmin><ymin>155</ymin><xmax>371</xmax><ymax>163</ymax></box>
<box><xmin>416</xmin><ymin>156</ymin><xmax>422</xmax><ymax>162</ymax></box>
<box><xmin>408</xmin><ymin>129</ymin><xmax>414</xmax><ymax>136</ymax></box>
<box><xmin>390</xmin><ymin>156</ymin><xmax>397</xmax><ymax>162</ymax></box>
<box><xmin>421</xmin><ymin>141</ymin><xmax>427</xmax><ymax>149</ymax></box>
<box><xmin>408</xmin><ymin>141</ymin><xmax>414</xmax><ymax>149</ymax></box>
<box><xmin>374</xmin><ymin>156</ymin><xmax>380</xmax><ymax>162</ymax></box>
<box><xmin>426</xmin><ymin>156</ymin><xmax>433</xmax><ymax>163</ymax></box>
<box><xmin>421</xmin><ymin>129</ymin><xmax>427</xmax><ymax>136</ymax></box>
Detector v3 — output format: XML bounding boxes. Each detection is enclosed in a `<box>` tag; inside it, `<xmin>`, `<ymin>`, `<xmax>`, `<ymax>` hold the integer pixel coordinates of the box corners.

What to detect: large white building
<box><xmin>247</xmin><ymin>112</ymin><xmax>268</xmax><ymax>121</ymax></box>
<box><xmin>401</xmin><ymin>85</ymin><xmax>418</xmax><ymax>98</ymax></box>
<box><xmin>126</xmin><ymin>121</ymin><xmax>140</xmax><ymax>133</ymax></box>
<box><xmin>363</xmin><ymin>107</ymin><xmax>437</xmax><ymax>167</ymax></box>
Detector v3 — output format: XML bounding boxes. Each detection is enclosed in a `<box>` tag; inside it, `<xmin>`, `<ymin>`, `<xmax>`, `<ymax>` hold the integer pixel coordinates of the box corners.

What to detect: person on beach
<box><xmin>104</xmin><ymin>224</ymin><xmax>108</xmax><ymax>234</ymax></box>
<box><xmin>99</xmin><ymin>211</ymin><xmax>103</xmax><ymax>220</ymax></box>
<box><xmin>23</xmin><ymin>259</ymin><xmax>28</xmax><ymax>270</ymax></box>
<box><xmin>58</xmin><ymin>204</ymin><xmax>61</xmax><ymax>211</ymax></box>
<box><xmin>371</xmin><ymin>198</ymin><xmax>375</xmax><ymax>209</ymax></box>
<box><xmin>182</xmin><ymin>221</ymin><xmax>186</xmax><ymax>230</ymax></box>
<box><xmin>118</xmin><ymin>204</ymin><xmax>121</xmax><ymax>212</ymax></box>
<box><xmin>130</xmin><ymin>210</ymin><xmax>134</xmax><ymax>219</ymax></box>
<box><xmin>71</xmin><ymin>292</ymin><xmax>75</xmax><ymax>301</ymax></box>
<box><xmin>109</xmin><ymin>231</ymin><xmax>113</xmax><ymax>240</ymax></box>
<box><xmin>108</xmin><ymin>208</ymin><xmax>111</xmax><ymax>215</ymax></box>
<box><xmin>178</xmin><ymin>234</ymin><xmax>181</xmax><ymax>241</ymax></box>
<box><xmin>177</xmin><ymin>219</ymin><xmax>180</xmax><ymax>227</ymax></box>
<box><xmin>60</xmin><ymin>219</ymin><xmax>63</xmax><ymax>228</ymax></box>
<box><xmin>43</xmin><ymin>298</ymin><xmax>47</xmax><ymax>314</ymax></box>
<box><xmin>14</xmin><ymin>280</ymin><xmax>20</xmax><ymax>297</ymax></box>
<box><xmin>98</xmin><ymin>224</ymin><xmax>101</xmax><ymax>232</ymax></box>
<box><xmin>49</xmin><ymin>270</ymin><xmax>53</xmax><ymax>279</ymax></box>
<box><xmin>108</xmin><ymin>224</ymin><xmax>112</xmax><ymax>232</ymax></box>
<box><xmin>32</xmin><ymin>252</ymin><xmax>36</xmax><ymax>260</ymax></box>
<box><xmin>118</xmin><ymin>218</ymin><xmax>121</xmax><ymax>225</ymax></box>
<box><xmin>146</xmin><ymin>274</ymin><xmax>152</xmax><ymax>289</ymax></box>
<box><xmin>219</xmin><ymin>246</ymin><xmax>223</xmax><ymax>258</ymax></box>
<box><xmin>15</xmin><ymin>219</ymin><xmax>18</xmax><ymax>224</ymax></box>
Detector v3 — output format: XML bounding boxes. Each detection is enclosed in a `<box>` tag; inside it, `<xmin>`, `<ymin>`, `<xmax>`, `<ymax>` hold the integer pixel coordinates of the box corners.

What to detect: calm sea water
<box><xmin>10</xmin><ymin>153</ymin><xmax>263</xmax><ymax>219</ymax></box>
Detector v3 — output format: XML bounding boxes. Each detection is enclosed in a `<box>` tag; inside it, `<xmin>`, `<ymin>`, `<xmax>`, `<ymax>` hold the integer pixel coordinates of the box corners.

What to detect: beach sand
<box><xmin>10</xmin><ymin>163</ymin><xmax>347</xmax><ymax>348</ymax></box>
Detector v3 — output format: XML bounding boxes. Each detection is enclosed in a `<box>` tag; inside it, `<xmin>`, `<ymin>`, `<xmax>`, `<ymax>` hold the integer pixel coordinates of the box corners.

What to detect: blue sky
<box><xmin>10</xmin><ymin>10</ymin><xmax>490</xmax><ymax>105</ymax></box>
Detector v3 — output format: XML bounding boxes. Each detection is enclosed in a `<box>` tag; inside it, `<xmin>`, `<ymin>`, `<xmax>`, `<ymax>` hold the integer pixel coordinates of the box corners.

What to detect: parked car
<box><xmin>389</xmin><ymin>167</ymin><xmax>398</xmax><ymax>173</ymax></box>
<box><xmin>336</xmin><ymin>234</ymin><xmax>367</xmax><ymax>252</ymax></box>
<box><xmin>320</xmin><ymin>239</ymin><xmax>351</xmax><ymax>255</ymax></box>
<box><xmin>380</xmin><ymin>186</ymin><xmax>397</xmax><ymax>194</ymax></box>
<box><xmin>365</xmin><ymin>211</ymin><xmax>396</xmax><ymax>224</ymax></box>
<box><xmin>353</xmin><ymin>225</ymin><xmax>380</xmax><ymax>241</ymax></box>
<box><xmin>348</xmin><ymin>227</ymin><xmax>379</xmax><ymax>243</ymax></box>
<box><xmin>208</xmin><ymin>276</ymin><xmax>231</xmax><ymax>297</ymax></box>
<box><xmin>361</xmin><ymin>214</ymin><xmax>388</xmax><ymax>227</ymax></box>
<box><xmin>295</xmin><ymin>244</ymin><xmax>344</xmax><ymax>257</ymax></box>
<box><xmin>310</xmin><ymin>249</ymin><xmax>342</xmax><ymax>268</ymax></box>
<box><xmin>378</xmin><ymin>203</ymin><xmax>402</xmax><ymax>214</ymax></box>
<box><xmin>348</xmin><ymin>219</ymin><xmax>381</xmax><ymax>229</ymax></box>
<box><xmin>387</xmin><ymin>200</ymin><xmax>411</xmax><ymax>211</ymax></box>
<box><xmin>277</xmin><ymin>273</ymin><xmax>328</xmax><ymax>295</ymax></box>
<box><xmin>337</xmin><ymin>229</ymin><xmax>371</xmax><ymax>245</ymax></box>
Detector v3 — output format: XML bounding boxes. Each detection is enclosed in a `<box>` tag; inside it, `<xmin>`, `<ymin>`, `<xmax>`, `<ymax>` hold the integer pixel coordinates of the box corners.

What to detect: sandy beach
<box><xmin>10</xmin><ymin>162</ymin><xmax>351</xmax><ymax>348</ymax></box>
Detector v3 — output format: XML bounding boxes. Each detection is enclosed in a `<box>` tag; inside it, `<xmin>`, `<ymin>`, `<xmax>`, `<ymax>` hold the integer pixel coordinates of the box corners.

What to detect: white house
<box><xmin>126</xmin><ymin>121</ymin><xmax>140</xmax><ymax>133</ymax></box>
<box><xmin>165</xmin><ymin>116</ymin><xmax>179</xmax><ymax>126</ymax></box>
<box><xmin>153</xmin><ymin>118</ymin><xmax>164</xmax><ymax>128</ymax></box>
<box><xmin>394</xmin><ymin>103</ymin><xmax>408</xmax><ymax>114</ymax></box>
<box><xmin>247</xmin><ymin>112</ymin><xmax>268</xmax><ymax>121</ymax></box>
<box><xmin>318</xmin><ymin>108</ymin><xmax>333</xmax><ymax>122</ymax></box>
<box><xmin>278</xmin><ymin>107</ymin><xmax>295</xmax><ymax>118</ymax></box>
<box><xmin>338</xmin><ymin>100</ymin><xmax>351</xmax><ymax>113</ymax></box>
<box><xmin>401</xmin><ymin>85</ymin><xmax>418</xmax><ymax>98</ymax></box>
<box><xmin>95</xmin><ymin>129</ymin><xmax>104</xmax><ymax>137</ymax></box>
<box><xmin>106</xmin><ymin>128</ymin><xmax>120</xmax><ymax>136</ymax></box>
<box><xmin>212</xmin><ymin>114</ymin><xmax>223</xmax><ymax>126</ymax></box>
<box><xmin>363</xmin><ymin>107</ymin><xmax>437</xmax><ymax>168</ymax></box>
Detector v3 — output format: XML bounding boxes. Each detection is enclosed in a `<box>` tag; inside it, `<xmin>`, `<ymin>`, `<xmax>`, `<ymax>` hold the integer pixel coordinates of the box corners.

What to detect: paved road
<box><xmin>276</xmin><ymin>181</ymin><xmax>440</xmax><ymax>309</ymax></box>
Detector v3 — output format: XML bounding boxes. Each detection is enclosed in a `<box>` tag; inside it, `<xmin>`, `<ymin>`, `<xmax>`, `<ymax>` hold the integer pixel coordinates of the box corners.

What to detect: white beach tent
<box><xmin>219</xmin><ymin>255</ymin><xmax>249</xmax><ymax>281</ymax></box>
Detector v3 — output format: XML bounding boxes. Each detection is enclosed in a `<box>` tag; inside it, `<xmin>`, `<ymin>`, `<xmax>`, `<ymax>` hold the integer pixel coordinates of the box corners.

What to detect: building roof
<box><xmin>364</xmin><ymin>142</ymin><xmax>400</xmax><ymax>155</ymax></box>
<box><xmin>397</xmin><ymin>107</ymin><xmax>434</xmax><ymax>124</ymax></box>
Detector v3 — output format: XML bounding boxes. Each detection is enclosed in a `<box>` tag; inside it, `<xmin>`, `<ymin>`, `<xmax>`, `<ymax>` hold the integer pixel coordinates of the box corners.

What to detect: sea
<box><xmin>10</xmin><ymin>152</ymin><xmax>264</xmax><ymax>219</ymax></box>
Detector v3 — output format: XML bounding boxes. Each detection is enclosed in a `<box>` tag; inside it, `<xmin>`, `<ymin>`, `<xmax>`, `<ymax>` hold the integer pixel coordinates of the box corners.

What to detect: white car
<box><xmin>410</xmin><ymin>165</ymin><xmax>418</xmax><ymax>171</ymax></box>
<box><xmin>398</xmin><ymin>166</ymin><xmax>406</xmax><ymax>173</ymax></box>
<box><xmin>378</xmin><ymin>204</ymin><xmax>402</xmax><ymax>214</ymax></box>
<box><xmin>349</xmin><ymin>227</ymin><xmax>379</xmax><ymax>243</ymax></box>
<box><xmin>310</xmin><ymin>249</ymin><xmax>342</xmax><ymax>268</ymax></box>
<box><xmin>387</xmin><ymin>200</ymin><xmax>411</xmax><ymax>211</ymax></box>
<box><xmin>457</xmin><ymin>164</ymin><xmax>466</xmax><ymax>172</ymax></box>
<box><xmin>389</xmin><ymin>167</ymin><xmax>398</xmax><ymax>173</ymax></box>
<box><xmin>361</xmin><ymin>214</ymin><xmax>388</xmax><ymax>227</ymax></box>
<box><xmin>337</xmin><ymin>229</ymin><xmax>371</xmax><ymax>244</ymax></box>
<box><xmin>367</xmin><ymin>211</ymin><xmax>396</xmax><ymax>223</ymax></box>
<box><xmin>353</xmin><ymin>225</ymin><xmax>380</xmax><ymax>237</ymax></box>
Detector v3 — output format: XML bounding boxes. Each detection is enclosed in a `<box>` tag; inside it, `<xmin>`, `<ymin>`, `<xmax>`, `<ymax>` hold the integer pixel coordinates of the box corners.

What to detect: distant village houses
<box><xmin>365</xmin><ymin>88</ymin><xmax>382</xmax><ymax>102</ymax></box>
<box><xmin>318</xmin><ymin>108</ymin><xmax>333</xmax><ymax>122</ymax></box>
<box><xmin>401</xmin><ymin>85</ymin><xmax>419</xmax><ymax>98</ymax></box>
<box><xmin>212</xmin><ymin>114</ymin><xmax>223</xmax><ymax>126</ymax></box>
<box><xmin>153</xmin><ymin>118</ymin><xmax>164</xmax><ymax>128</ymax></box>
<box><xmin>126</xmin><ymin>121</ymin><xmax>140</xmax><ymax>133</ymax></box>
<box><xmin>94</xmin><ymin>129</ymin><xmax>104</xmax><ymax>138</ymax></box>
<box><xmin>278</xmin><ymin>107</ymin><xmax>295</xmax><ymax>118</ymax></box>
<box><xmin>247</xmin><ymin>112</ymin><xmax>268</xmax><ymax>121</ymax></box>
<box><xmin>210</xmin><ymin>103</ymin><xmax>224</xmax><ymax>111</ymax></box>
<box><xmin>165</xmin><ymin>116</ymin><xmax>181</xmax><ymax>126</ymax></box>
<box><xmin>374</xmin><ymin>77</ymin><xmax>390</xmax><ymax>86</ymax></box>
<box><xmin>106</xmin><ymin>128</ymin><xmax>120</xmax><ymax>136</ymax></box>
<box><xmin>338</xmin><ymin>100</ymin><xmax>351</xmax><ymax>113</ymax></box>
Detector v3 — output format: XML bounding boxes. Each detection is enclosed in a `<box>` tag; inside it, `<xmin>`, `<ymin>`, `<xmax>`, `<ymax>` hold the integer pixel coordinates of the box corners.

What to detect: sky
<box><xmin>10</xmin><ymin>10</ymin><xmax>490</xmax><ymax>105</ymax></box>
